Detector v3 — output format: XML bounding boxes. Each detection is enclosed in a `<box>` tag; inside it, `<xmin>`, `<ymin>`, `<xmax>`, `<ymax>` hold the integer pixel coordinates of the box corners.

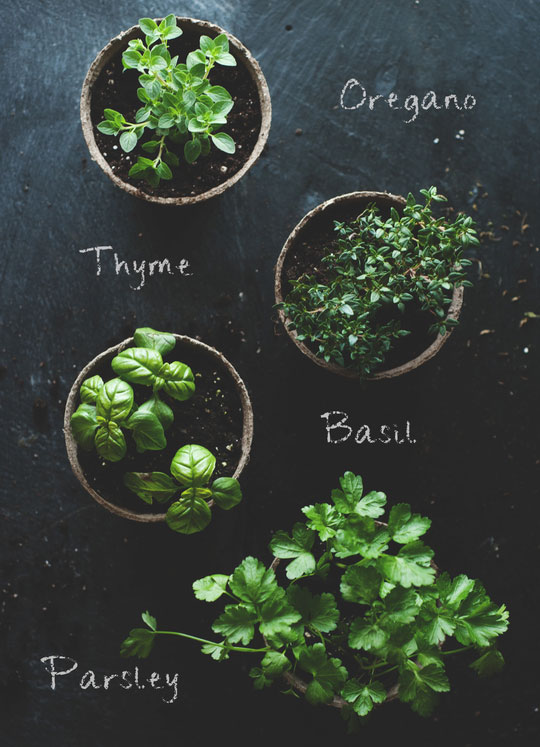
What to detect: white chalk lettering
<box><xmin>340</xmin><ymin>81</ymin><xmax>476</xmax><ymax>123</ymax></box>
<box><xmin>321</xmin><ymin>411</ymin><xmax>417</xmax><ymax>445</ymax></box>
<box><xmin>40</xmin><ymin>656</ymin><xmax>180</xmax><ymax>704</ymax></box>
<box><xmin>80</xmin><ymin>247</ymin><xmax>192</xmax><ymax>290</ymax></box>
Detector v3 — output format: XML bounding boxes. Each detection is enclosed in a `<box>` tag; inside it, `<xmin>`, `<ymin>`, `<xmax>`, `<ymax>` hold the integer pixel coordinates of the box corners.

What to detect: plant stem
<box><xmin>153</xmin><ymin>630</ymin><xmax>269</xmax><ymax>654</ymax></box>
<box><xmin>441</xmin><ymin>645</ymin><xmax>473</xmax><ymax>656</ymax></box>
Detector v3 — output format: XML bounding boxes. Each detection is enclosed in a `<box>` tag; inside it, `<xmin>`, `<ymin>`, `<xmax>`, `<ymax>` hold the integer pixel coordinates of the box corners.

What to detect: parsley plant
<box><xmin>121</xmin><ymin>471</ymin><xmax>508</xmax><ymax>728</ymax></box>
<box><xmin>97</xmin><ymin>15</ymin><xmax>237</xmax><ymax>187</ymax></box>
<box><xmin>279</xmin><ymin>187</ymin><xmax>477</xmax><ymax>376</ymax></box>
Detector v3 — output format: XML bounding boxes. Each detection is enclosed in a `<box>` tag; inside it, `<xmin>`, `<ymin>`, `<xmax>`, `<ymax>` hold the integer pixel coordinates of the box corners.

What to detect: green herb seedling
<box><xmin>98</xmin><ymin>15</ymin><xmax>237</xmax><ymax>187</ymax></box>
<box><xmin>71</xmin><ymin>327</ymin><xmax>194</xmax><ymax>462</ymax></box>
<box><xmin>279</xmin><ymin>187</ymin><xmax>477</xmax><ymax>377</ymax></box>
<box><xmin>71</xmin><ymin>376</ymin><xmax>166</xmax><ymax>461</ymax></box>
<box><xmin>121</xmin><ymin>471</ymin><xmax>508</xmax><ymax>730</ymax></box>
<box><xmin>124</xmin><ymin>444</ymin><xmax>242</xmax><ymax>534</ymax></box>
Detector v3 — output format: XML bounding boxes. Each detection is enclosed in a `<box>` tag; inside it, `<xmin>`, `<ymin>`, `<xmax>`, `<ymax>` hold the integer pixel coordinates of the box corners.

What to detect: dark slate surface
<box><xmin>2</xmin><ymin>1</ymin><xmax>539</xmax><ymax>744</ymax></box>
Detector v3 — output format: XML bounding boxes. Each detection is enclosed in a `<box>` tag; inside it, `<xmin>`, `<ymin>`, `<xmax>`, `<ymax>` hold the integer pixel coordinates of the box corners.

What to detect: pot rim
<box><xmin>80</xmin><ymin>16</ymin><xmax>272</xmax><ymax>205</ymax></box>
<box><xmin>64</xmin><ymin>333</ymin><xmax>254</xmax><ymax>522</ymax></box>
<box><xmin>274</xmin><ymin>190</ymin><xmax>465</xmax><ymax>380</ymax></box>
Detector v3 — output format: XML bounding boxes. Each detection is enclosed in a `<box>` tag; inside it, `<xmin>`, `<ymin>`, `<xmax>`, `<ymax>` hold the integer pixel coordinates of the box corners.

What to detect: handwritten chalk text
<box><xmin>321</xmin><ymin>411</ymin><xmax>416</xmax><ymax>445</ymax></box>
<box><xmin>40</xmin><ymin>655</ymin><xmax>179</xmax><ymax>704</ymax></box>
<box><xmin>340</xmin><ymin>80</ymin><xmax>476</xmax><ymax>123</ymax></box>
<box><xmin>80</xmin><ymin>246</ymin><xmax>192</xmax><ymax>291</ymax></box>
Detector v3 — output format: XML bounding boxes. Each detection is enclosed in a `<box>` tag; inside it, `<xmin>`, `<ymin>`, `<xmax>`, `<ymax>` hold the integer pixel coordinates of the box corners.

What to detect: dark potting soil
<box><xmin>77</xmin><ymin>341</ymin><xmax>244</xmax><ymax>514</ymax></box>
<box><xmin>281</xmin><ymin>202</ymin><xmax>450</xmax><ymax>372</ymax></box>
<box><xmin>90</xmin><ymin>25</ymin><xmax>262</xmax><ymax>198</ymax></box>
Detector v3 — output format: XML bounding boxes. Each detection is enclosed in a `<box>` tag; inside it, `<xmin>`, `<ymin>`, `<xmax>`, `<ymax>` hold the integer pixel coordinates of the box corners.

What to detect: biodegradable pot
<box><xmin>81</xmin><ymin>17</ymin><xmax>272</xmax><ymax>205</ymax></box>
<box><xmin>64</xmin><ymin>334</ymin><xmax>254</xmax><ymax>522</ymax></box>
<box><xmin>274</xmin><ymin>191</ymin><xmax>464</xmax><ymax>380</ymax></box>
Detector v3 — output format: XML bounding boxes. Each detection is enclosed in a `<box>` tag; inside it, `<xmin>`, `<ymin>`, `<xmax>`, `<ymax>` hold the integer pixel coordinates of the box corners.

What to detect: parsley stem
<box><xmin>441</xmin><ymin>645</ymin><xmax>473</xmax><ymax>656</ymax></box>
<box><xmin>154</xmin><ymin>630</ymin><xmax>269</xmax><ymax>653</ymax></box>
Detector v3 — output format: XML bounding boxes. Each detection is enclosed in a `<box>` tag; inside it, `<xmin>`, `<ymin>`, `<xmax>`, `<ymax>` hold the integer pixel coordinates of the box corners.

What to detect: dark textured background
<box><xmin>2</xmin><ymin>1</ymin><xmax>539</xmax><ymax>744</ymax></box>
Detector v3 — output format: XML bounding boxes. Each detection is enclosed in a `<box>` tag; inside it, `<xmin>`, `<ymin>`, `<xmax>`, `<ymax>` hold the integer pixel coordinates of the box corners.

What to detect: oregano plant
<box><xmin>71</xmin><ymin>327</ymin><xmax>194</xmax><ymax>461</ymax></box>
<box><xmin>121</xmin><ymin>471</ymin><xmax>508</xmax><ymax>730</ymax></box>
<box><xmin>124</xmin><ymin>443</ymin><xmax>242</xmax><ymax>534</ymax></box>
<box><xmin>279</xmin><ymin>187</ymin><xmax>477</xmax><ymax>377</ymax></box>
<box><xmin>98</xmin><ymin>15</ymin><xmax>237</xmax><ymax>187</ymax></box>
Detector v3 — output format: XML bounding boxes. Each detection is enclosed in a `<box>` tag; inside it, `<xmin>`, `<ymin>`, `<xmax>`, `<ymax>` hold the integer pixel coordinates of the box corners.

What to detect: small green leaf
<box><xmin>95</xmin><ymin>422</ymin><xmax>127</xmax><ymax>462</ymax></box>
<box><xmin>269</xmin><ymin>523</ymin><xmax>316</xmax><ymax>580</ymax></box>
<box><xmin>120</xmin><ymin>628</ymin><xmax>155</xmax><ymax>658</ymax></box>
<box><xmin>71</xmin><ymin>404</ymin><xmax>98</xmax><ymax>451</ymax></box>
<box><xmin>296</xmin><ymin>644</ymin><xmax>347</xmax><ymax>705</ymax></box>
<box><xmin>159</xmin><ymin>361</ymin><xmax>195</xmax><ymax>401</ymax></box>
<box><xmin>137</xmin><ymin>394</ymin><xmax>174</xmax><ymax>430</ymax></box>
<box><xmin>133</xmin><ymin>327</ymin><xmax>176</xmax><ymax>355</ymax></box>
<box><xmin>156</xmin><ymin>161</ymin><xmax>173</xmax><ymax>180</ymax></box>
<box><xmin>470</xmin><ymin>648</ymin><xmax>505</xmax><ymax>677</ymax></box>
<box><xmin>193</xmin><ymin>574</ymin><xmax>230</xmax><ymax>602</ymax></box>
<box><xmin>170</xmin><ymin>444</ymin><xmax>216</xmax><ymax>487</ymax></box>
<box><xmin>126</xmin><ymin>410</ymin><xmax>166</xmax><ymax>452</ymax></box>
<box><xmin>212</xmin><ymin>603</ymin><xmax>258</xmax><ymax>645</ymax></box>
<box><xmin>111</xmin><ymin>348</ymin><xmax>163</xmax><ymax>386</ymax></box>
<box><xmin>388</xmin><ymin>503</ymin><xmax>431</xmax><ymax>543</ymax></box>
<box><xmin>123</xmin><ymin>471</ymin><xmax>177</xmax><ymax>505</ymax></box>
<box><xmin>211</xmin><ymin>132</ymin><xmax>235</xmax><ymax>154</ymax></box>
<box><xmin>184</xmin><ymin>137</ymin><xmax>202</xmax><ymax>164</ymax></box>
<box><xmin>287</xmin><ymin>586</ymin><xmax>339</xmax><ymax>632</ymax></box>
<box><xmin>229</xmin><ymin>557</ymin><xmax>278</xmax><ymax>605</ymax></box>
<box><xmin>166</xmin><ymin>491</ymin><xmax>212</xmax><ymax>534</ymax></box>
<box><xmin>302</xmin><ymin>503</ymin><xmax>341</xmax><ymax>540</ymax></box>
<box><xmin>342</xmin><ymin>679</ymin><xmax>386</xmax><ymax>716</ymax></box>
<box><xmin>96</xmin><ymin>378</ymin><xmax>134</xmax><ymax>423</ymax></box>
<box><xmin>141</xmin><ymin>611</ymin><xmax>157</xmax><ymax>631</ymax></box>
<box><xmin>119</xmin><ymin>130</ymin><xmax>138</xmax><ymax>153</ymax></box>
<box><xmin>340</xmin><ymin>566</ymin><xmax>382</xmax><ymax>605</ymax></box>
<box><xmin>378</xmin><ymin>541</ymin><xmax>435</xmax><ymax>588</ymax></box>
<box><xmin>211</xmin><ymin>477</ymin><xmax>242</xmax><ymax>510</ymax></box>
<box><xmin>139</xmin><ymin>18</ymin><xmax>158</xmax><ymax>35</ymax></box>
<box><xmin>80</xmin><ymin>375</ymin><xmax>103</xmax><ymax>404</ymax></box>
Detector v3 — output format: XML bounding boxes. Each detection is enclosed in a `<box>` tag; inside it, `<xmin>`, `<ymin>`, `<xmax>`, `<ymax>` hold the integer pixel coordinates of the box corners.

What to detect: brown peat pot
<box><xmin>64</xmin><ymin>334</ymin><xmax>254</xmax><ymax>522</ymax></box>
<box><xmin>81</xmin><ymin>17</ymin><xmax>271</xmax><ymax>205</ymax></box>
<box><xmin>274</xmin><ymin>191</ymin><xmax>464</xmax><ymax>380</ymax></box>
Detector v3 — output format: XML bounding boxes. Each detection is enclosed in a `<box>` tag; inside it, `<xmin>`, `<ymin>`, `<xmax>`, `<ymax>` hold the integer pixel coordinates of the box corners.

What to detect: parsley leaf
<box><xmin>120</xmin><ymin>628</ymin><xmax>155</xmax><ymax>658</ymax></box>
<box><xmin>302</xmin><ymin>503</ymin><xmax>341</xmax><ymax>540</ymax></box>
<box><xmin>287</xmin><ymin>586</ymin><xmax>340</xmax><ymax>632</ymax></box>
<box><xmin>388</xmin><ymin>503</ymin><xmax>431</xmax><ymax>543</ymax></box>
<box><xmin>192</xmin><ymin>574</ymin><xmax>230</xmax><ymax>602</ymax></box>
<box><xmin>269</xmin><ymin>524</ymin><xmax>316</xmax><ymax>579</ymax></box>
<box><xmin>340</xmin><ymin>565</ymin><xmax>382</xmax><ymax>605</ymax></box>
<box><xmin>212</xmin><ymin>603</ymin><xmax>258</xmax><ymax>645</ymax></box>
<box><xmin>229</xmin><ymin>557</ymin><xmax>278</xmax><ymax>605</ymax></box>
<box><xmin>296</xmin><ymin>644</ymin><xmax>348</xmax><ymax>705</ymax></box>
<box><xmin>378</xmin><ymin>541</ymin><xmax>435</xmax><ymax>588</ymax></box>
<box><xmin>342</xmin><ymin>679</ymin><xmax>386</xmax><ymax>716</ymax></box>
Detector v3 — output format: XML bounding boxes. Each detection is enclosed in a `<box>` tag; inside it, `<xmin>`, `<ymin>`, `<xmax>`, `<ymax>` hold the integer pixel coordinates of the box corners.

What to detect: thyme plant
<box><xmin>279</xmin><ymin>187</ymin><xmax>477</xmax><ymax>377</ymax></box>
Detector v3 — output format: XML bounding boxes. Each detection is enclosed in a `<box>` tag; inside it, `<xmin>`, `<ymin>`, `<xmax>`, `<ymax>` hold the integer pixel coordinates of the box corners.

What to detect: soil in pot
<box><xmin>280</xmin><ymin>200</ymin><xmax>451</xmax><ymax>373</ymax></box>
<box><xmin>77</xmin><ymin>341</ymin><xmax>243</xmax><ymax>514</ymax></box>
<box><xmin>90</xmin><ymin>25</ymin><xmax>262</xmax><ymax>198</ymax></box>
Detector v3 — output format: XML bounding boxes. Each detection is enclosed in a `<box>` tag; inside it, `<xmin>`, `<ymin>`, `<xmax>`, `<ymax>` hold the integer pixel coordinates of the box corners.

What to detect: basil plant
<box><xmin>124</xmin><ymin>444</ymin><xmax>243</xmax><ymax>534</ymax></box>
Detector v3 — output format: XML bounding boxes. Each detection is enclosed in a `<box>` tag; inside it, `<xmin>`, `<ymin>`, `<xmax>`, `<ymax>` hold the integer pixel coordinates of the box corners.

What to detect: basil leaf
<box><xmin>95</xmin><ymin>422</ymin><xmax>127</xmax><ymax>462</ymax></box>
<box><xmin>71</xmin><ymin>404</ymin><xmax>98</xmax><ymax>451</ymax></box>
<box><xmin>80</xmin><ymin>375</ymin><xmax>104</xmax><ymax>404</ymax></box>
<box><xmin>123</xmin><ymin>471</ymin><xmax>177</xmax><ymax>505</ymax></box>
<box><xmin>138</xmin><ymin>394</ymin><xmax>174</xmax><ymax>430</ymax></box>
<box><xmin>96</xmin><ymin>378</ymin><xmax>134</xmax><ymax>423</ymax></box>
<box><xmin>111</xmin><ymin>348</ymin><xmax>163</xmax><ymax>385</ymax></box>
<box><xmin>133</xmin><ymin>327</ymin><xmax>176</xmax><ymax>355</ymax></box>
<box><xmin>166</xmin><ymin>488</ymin><xmax>212</xmax><ymax>534</ymax></box>
<box><xmin>159</xmin><ymin>361</ymin><xmax>195</xmax><ymax>401</ymax></box>
<box><xmin>170</xmin><ymin>444</ymin><xmax>216</xmax><ymax>486</ymax></box>
<box><xmin>211</xmin><ymin>477</ymin><xmax>242</xmax><ymax>510</ymax></box>
<box><xmin>126</xmin><ymin>410</ymin><xmax>166</xmax><ymax>453</ymax></box>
